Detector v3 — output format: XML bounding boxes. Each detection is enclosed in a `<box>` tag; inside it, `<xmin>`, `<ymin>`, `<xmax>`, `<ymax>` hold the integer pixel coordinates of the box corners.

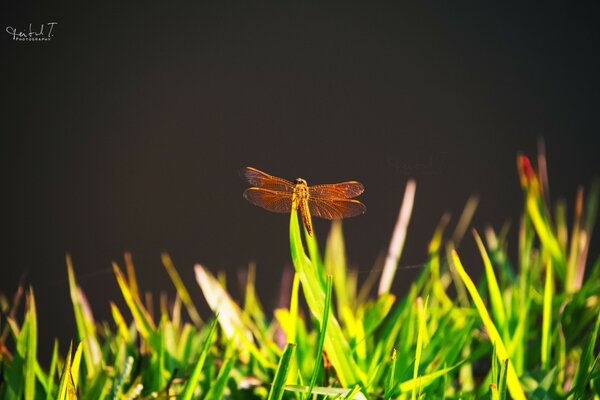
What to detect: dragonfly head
<box><xmin>294</xmin><ymin>178</ymin><xmax>307</xmax><ymax>186</ymax></box>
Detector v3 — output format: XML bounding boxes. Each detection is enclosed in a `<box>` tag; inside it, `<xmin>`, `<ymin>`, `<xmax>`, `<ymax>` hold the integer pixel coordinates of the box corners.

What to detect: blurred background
<box><xmin>1</xmin><ymin>3</ymin><xmax>599</xmax><ymax>361</ymax></box>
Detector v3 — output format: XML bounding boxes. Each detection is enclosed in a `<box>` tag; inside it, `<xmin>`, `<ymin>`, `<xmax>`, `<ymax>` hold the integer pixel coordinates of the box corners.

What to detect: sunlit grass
<box><xmin>1</xmin><ymin>150</ymin><xmax>599</xmax><ymax>399</ymax></box>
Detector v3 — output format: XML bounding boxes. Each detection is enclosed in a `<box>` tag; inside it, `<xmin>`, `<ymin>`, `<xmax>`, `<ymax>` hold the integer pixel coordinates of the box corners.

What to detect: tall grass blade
<box><xmin>268</xmin><ymin>343</ymin><xmax>296</xmax><ymax>400</ymax></box>
<box><xmin>179</xmin><ymin>318</ymin><xmax>218</xmax><ymax>400</ymax></box>
<box><xmin>379</xmin><ymin>179</ymin><xmax>416</xmax><ymax>295</ymax></box>
<box><xmin>161</xmin><ymin>253</ymin><xmax>203</xmax><ymax>326</ymax></box>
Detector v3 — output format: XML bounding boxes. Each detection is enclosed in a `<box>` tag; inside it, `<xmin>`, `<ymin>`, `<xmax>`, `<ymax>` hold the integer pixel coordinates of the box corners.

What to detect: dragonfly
<box><xmin>241</xmin><ymin>167</ymin><xmax>366</xmax><ymax>236</ymax></box>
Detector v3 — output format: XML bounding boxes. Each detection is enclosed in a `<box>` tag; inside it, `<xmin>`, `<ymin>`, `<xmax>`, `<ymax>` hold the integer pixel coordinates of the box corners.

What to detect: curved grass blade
<box><xmin>289</xmin><ymin>208</ymin><xmax>363</xmax><ymax>387</ymax></box>
<box><xmin>451</xmin><ymin>250</ymin><xmax>526</xmax><ymax>400</ymax></box>
<box><xmin>268</xmin><ymin>343</ymin><xmax>296</xmax><ymax>400</ymax></box>
<box><xmin>161</xmin><ymin>253</ymin><xmax>203</xmax><ymax>326</ymax></box>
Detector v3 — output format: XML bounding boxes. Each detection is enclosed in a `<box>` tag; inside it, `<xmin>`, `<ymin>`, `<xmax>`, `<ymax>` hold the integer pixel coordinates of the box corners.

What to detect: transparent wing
<box><xmin>308</xmin><ymin>197</ymin><xmax>366</xmax><ymax>220</ymax></box>
<box><xmin>243</xmin><ymin>187</ymin><xmax>293</xmax><ymax>213</ymax></box>
<box><xmin>240</xmin><ymin>167</ymin><xmax>294</xmax><ymax>193</ymax></box>
<box><xmin>308</xmin><ymin>181</ymin><xmax>364</xmax><ymax>199</ymax></box>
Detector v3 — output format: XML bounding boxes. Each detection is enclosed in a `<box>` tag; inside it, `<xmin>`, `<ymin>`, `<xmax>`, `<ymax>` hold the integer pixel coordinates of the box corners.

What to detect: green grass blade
<box><xmin>572</xmin><ymin>308</ymin><xmax>600</xmax><ymax>398</ymax></box>
<box><xmin>205</xmin><ymin>352</ymin><xmax>236</xmax><ymax>400</ymax></box>
<box><xmin>541</xmin><ymin>259</ymin><xmax>553</xmax><ymax>370</ymax></box>
<box><xmin>411</xmin><ymin>296</ymin><xmax>428</xmax><ymax>400</ymax></box>
<box><xmin>451</xmin><ymin>250</ymin><xmax>526</xmax><ymax>400</ymax></box>
<box><xmin>179</xmin><ymin>317</ymin><xmax>218</xmax><ymax>400</ymax></box>
<box><xmin>307</xmin><ymin>276</ymin><xmax>333</xmax><ymax>399</ymax></box>
<box><xmin>268</xmin><ymin>343</ymin><xmax>297</xmax><ymax>400</ymax></box>
<box><xmin>473</xmin><ymin>230</ymin><xmax>507</xmax><ymax>330</ymax></box>
<box><xmin>46</xmin><ymin>339</ymin><xmax>59</xmax><ymax>400</ymax></box>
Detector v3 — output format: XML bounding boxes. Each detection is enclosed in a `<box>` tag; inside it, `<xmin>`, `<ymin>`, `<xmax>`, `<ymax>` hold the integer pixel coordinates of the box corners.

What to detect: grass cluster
<box><xmin>1</xmin><ymin>153</ymin><xmax>599</xmax><ymax>399</ymax></box>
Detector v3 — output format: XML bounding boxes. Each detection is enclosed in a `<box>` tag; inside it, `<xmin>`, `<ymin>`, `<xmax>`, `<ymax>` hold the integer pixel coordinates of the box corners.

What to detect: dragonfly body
<box><xmin>292</xmin><ymin>178</ymin><xmax>314</xmax><ymax>235</ymax></box>
<box><xmin>241</xmin><ymin>167</ymin><xmax>366</xmax><ymax>236</ymax></box>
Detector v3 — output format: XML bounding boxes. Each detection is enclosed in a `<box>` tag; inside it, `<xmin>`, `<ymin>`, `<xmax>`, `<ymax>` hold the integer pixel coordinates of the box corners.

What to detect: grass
<box><xmin>1</xmin><ymin>151</ymin><xmax>599</xmax><ymax>399</ymax></box>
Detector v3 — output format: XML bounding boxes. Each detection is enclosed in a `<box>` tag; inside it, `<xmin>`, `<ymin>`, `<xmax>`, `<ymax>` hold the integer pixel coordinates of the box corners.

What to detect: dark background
<box><xmin>2</xmin><ymin>3</ymin><xmax>599</xmax><ymax>361</ymax></box>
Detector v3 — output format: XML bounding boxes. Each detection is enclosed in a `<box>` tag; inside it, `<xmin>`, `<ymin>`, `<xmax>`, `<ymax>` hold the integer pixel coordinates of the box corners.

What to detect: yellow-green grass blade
<box><xmin>67</xmin><ymin>255</ymin><xmax>101</xmax><ymax>377</ymax></box>
<box><xmin>525</xmin><ymin>192</ymin><xmax>565</xmax><ymax>275</ymax></box>
<box><xmin>289</xmin><ymin>209</ymin><xmax>363</xmax><ymax>387</ymax></box>
<box><xmin>541</xmin><ymin>259</ymin><xmax>553</xmax><ymax>370</ymax></box>
<box><xmin>110</xmin><ymin>302</ymin><xmax>131</xmax><ymax>341</ymax></box>
<box><xmin>325</xmin><ymin>221</ymin><xmax>351</xmax><ymax>312</ymax></box>
<box><xmin>161</xmin><ymin>253</ymin><xmax>203</xmax><ymax>327</ymax></box>
<box><xmin>24</xmin><ymin>288</ymin><xmax>37</xmax><ymax>400</ymax></box>
<box><xmin>285</xmin><ymin>385</ymin><xmax>367</xmax><ymax>400</ymax></box>
<box><xmin>411</xmin><ymin>296</ymin><xmax>427</xmax><ymax>400</ymax></box>
<box><xmin>268</xmin><ymin>343</ymin><xmax>296</xmax><ymax>400</ymax></box>
<box><xmin>56</xmin><ymin>342</ymin><xmax>77</xmax><ymax>400</ymax></box>
<box><xmin>179</xmin><ymin>317</ymin><xmax>218</xmax><ymax>400</ymax></box>
<box><xmin>392</xmin><ymin>361</ymin><xmax>464</xmax><ymax>395</ymax></box>
<box><xmin>307</xmin><ymin>276</ymin><xmax>333</xmax><ymax>399</ymax></box>
<box><xmin>70</xmin><ymin>341</ymin><xmax>83</xmax><ymax>388</ymax></box>
<box><xmin>473</xmin><ymin>230</ymin><xmax>507</xmax><ymax>330</ymax></box>
<box><xmin>451</xmin><ymin>250</ymin><xmax>526</xmax><ymax>400</ymax></box>
<box><xmin>113</xmin><ymin>262</ymin><xmax>156</xmax><ymax>342</ymax></box>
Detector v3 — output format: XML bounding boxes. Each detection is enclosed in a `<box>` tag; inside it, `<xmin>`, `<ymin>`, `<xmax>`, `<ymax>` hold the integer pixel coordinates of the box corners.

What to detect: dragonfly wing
<box><xmin>308</xmin><ymin>197</ymin><xmax>366</xmax><ymax>220</ymax></box>
<box><xmin>243</xmin><ymin>187</ymin><xmax>293</xmax><ymax>213</ymax></box>
<box><xmin>308</xmin><ymin>182</ymin><xmax>364</xmax><ymax>199</ymax></box>
<box><xmin>240</xmin><ymin>167</ymin><xmax>294</xmax><ymax>193</ymax></box>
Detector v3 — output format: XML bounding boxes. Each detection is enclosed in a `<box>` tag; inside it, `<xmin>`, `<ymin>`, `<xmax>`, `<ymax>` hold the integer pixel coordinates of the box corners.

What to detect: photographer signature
<box><xmin>6</xmin><ymin>22</ymin><xmax>57</xmax><ymax>41</ymax></box>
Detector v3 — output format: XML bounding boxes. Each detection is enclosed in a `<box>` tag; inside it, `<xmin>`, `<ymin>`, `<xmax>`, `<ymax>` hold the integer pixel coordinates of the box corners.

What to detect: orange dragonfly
<box><xmin>241</xmin><ymin>167</ymin><xmax>366</xmax><ymax>235</ymax></box>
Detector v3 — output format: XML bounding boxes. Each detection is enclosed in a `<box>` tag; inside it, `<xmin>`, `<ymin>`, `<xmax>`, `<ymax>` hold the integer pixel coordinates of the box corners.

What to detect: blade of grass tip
<box><xmin>56</xmin><ymin>342</ymin><xmax>75</xmax><ymax>400</ymax></box>
<box><xmin>452</xmin><ymin>195</ymin><xmax>479</xmax><ymax>246</ymax></box>
<box><xmin>307</xmin><ymin>276</ymin><xmax>333</xmax><ymax>400</ymax></box>
<box><xmin>566</xmin><ymin>187</ymin><xmax>584</xmax><ymax>292</ymax></box>
<box><xmin>473</xmin><ymin>230</ymin><xmax>507</xmax><ymax>332</ymax></box>
<box><xmin>161</xmin><ymin>253</ymin><xmax>203</xmax><ymax>326</ymax></box>
<box><xmin>24</xmin><ymin>288</ymin><xmax>37</xmax><ymax>400</ymax></box>
<box><xmin>411</xmin><ymin>296</ymin><xmax>428</xmax><ymax>400</ymax></box>
<box><xmin>378</xmin><ymin>179</ymin><xmax>416</xmax><ymax>295</ymax></box>
<box><xmin>124</xmin><ymin>252</ymin><xmax>140</xmax><ymax>301</ymax></box>
<box><xmin>537</xmin><ymin>137</ymin><xmax>550</xmax><ymax>205</ymax></box>
<box><xmin>451</xmin><ymin>250</ymin><xmax>526</xmax><ymax>400</ymax></box>
<box><xmin>384</xmin><ymin>349</ymin><xmax>397</xmax><ymax>400</ymax></box>
<box><xmin>70</xmin><ymin>341</ymin><xmax>83</xmax><ymax>388</ymax></box>
<box><xmin>46</xmin><ymin>339</ymin><xmax>59</xmax><ymax>400</ymax></box>
<box><xmin>541</xmin><ymin>259</ymin><xmax>553</xmax><ymax>370</ymax></box>
<box><xmin>268</xmin><ymin>343</ymin><xmax>297</xmax><ymax>400</ymax></box>
<box><xmin>113</xmin><ymin>262</ymin><xmax>156</xmax><ymax>341</ymax></box>
<box><xmin>66</xmin><ymin>255</ymin><xmax>100</xmax><ymax>376</ymax></box>
<box><xmin>179</xmin><ymin>318</ymin><xmax>218</xmax><ymax>400</ymax></box>
<box><xmin>575</xmin><ymin>180</ymin><xmax>599</xmax><ymax>289</ymax></box>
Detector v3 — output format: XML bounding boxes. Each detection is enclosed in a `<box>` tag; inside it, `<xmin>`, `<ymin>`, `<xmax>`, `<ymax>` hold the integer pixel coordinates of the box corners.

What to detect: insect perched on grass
<box><xmin>241</xmin><ymin>166</ymin><xmax>366</xmax><ymax>235</ymax></box>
